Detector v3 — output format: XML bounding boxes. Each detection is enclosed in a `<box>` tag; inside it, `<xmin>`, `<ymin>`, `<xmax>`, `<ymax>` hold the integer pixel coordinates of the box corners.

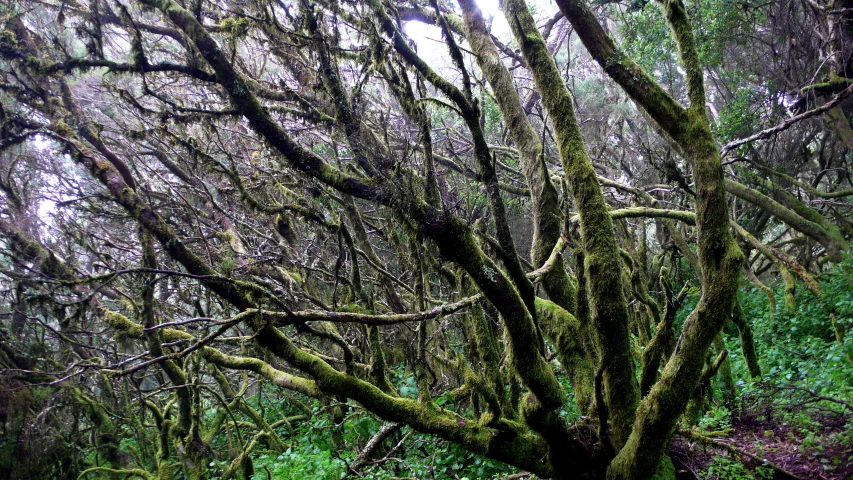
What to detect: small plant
<box><xmin>698</xmin><ymin>405</ymin><xmax>732</xmax><ymax>432</ymax></box>
<box><xmin>253</xmin><ymin>446</ymin><xmax>347</xmax><ymax>480</ymax></box>
<box><xmin>703</xmin><ymin>455</ymin><xmax>773</xmax><ymax>480</ymax></box>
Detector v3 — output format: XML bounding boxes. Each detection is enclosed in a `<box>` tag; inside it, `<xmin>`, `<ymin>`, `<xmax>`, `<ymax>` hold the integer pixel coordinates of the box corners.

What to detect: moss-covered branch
<box><xmin>731</xmin><ymin>221</ymin><xmax>821</xmax><ymax>298</ymax></box>
<box><xmin>253</xmin><ymin>323</ymin><xmax>590</xmax><ymax>477</ymax></box>
<box><xmin>587</xmin><ymin>0</ymin><xmax>745</xmax><ymax>473</ymax></box>
<box><xmin>730</xmin><ymin>300</ymin><xmax>762</xmax><ymax>379</ymax></box>
<box><xmin>655</xmin><ymin>0</ymin><xmax>706</xmax><ymax>112</ymax></box>
<box><xmin>725</xmin><ymin>179</ymin><xmax>845</xmax><ymax>260</ymax></box>
<box><xmin>504</xmin><ymin>0</ymin><xmax>638</xmax><ymax>448</ymax></box>
<box><xmin>535</xmin><ymin>298</ymin><xmax>596</xmax><ymax>413</ymax></box>
<box><xmin>553</xmin><ymin>0</ymin><xmax>690</xmax><ymax>138</ymax></box>
<box><xmin>286</xmin><ymin>295</ymin><xmax>481</xmax><ymax>325</ymax></box>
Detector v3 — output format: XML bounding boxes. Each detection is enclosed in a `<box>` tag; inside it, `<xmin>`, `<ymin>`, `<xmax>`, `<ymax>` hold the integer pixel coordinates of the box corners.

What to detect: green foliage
<box><xmin>674</xmin><ymin>253</ymin><xmax>853</xmax><ymax>477</ymax></box>
<box><xmin>397</xmin><ymin>371</ymin><xmax>418</xmax><ymax>399</ymax></box>
<box><xmin>698</xmin><ymin>405</ymin><xmax>732</xmax><ymax>432</ymax></box>
<box><xmin>619</xmin><ymin>0</ymin><xmax>777</xmax><ymax>145</ymax></box>
<box><xmin>253</xmin><ymin>446</ymin><xmax>346</xmax><ymax>480</ymax></box>
<box><xmin>481</xmin><ymin>93</ymin><xmax>504</xmax><ymax>141</ymax></box>
<box><xmin>193</xmin><ymin>373</ymin><xmax>521</xmax><ymax>480</ymax></box>
<box><xmin>218</xmin><ymin>256</ymin><xmax>236</xmax><ymax>274</ymax></box>
<box><xmin>703</xmin><ymin>455</ymin><xmax>773</xmax><ymax>480</ymax></box>
<box><xmin>732</xmin><ymin>253</ymin><xmax>853</xmax><ymax>396</ymax></box>
<box><xmin>556</xmin><ymin>371</ymin><xmax>583</xmax><ymax>422</ymax></box>
<box><xmin>619</xmin><ymin>5</ymin><xmax>679</xmax><ymax>84</ymax></box>
<box><xmin>689</xmin><ymin>253</ymin><xmax>853</xmax><ymax>478</ymax></box>
<box><xmin>620</xmin><ymin>0</ymin><xmax>767</xmax><ymax>70</ymax></box>
<box><xmin>398</xmin><ymin>440</ymin><xmax>509</xmax><ymax>480</ymax></box>
<box><xmin>714</xmin><ymin>87</ymin><xmax>763</xmax><ymax>142</ymax></box>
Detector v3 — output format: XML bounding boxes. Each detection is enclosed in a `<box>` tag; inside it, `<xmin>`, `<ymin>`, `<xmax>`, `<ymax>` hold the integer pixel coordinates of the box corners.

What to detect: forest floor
<box><xmin>671</xmin><ymin>403</ymin><xmax>853</xmax><ymax>480</ymax></box>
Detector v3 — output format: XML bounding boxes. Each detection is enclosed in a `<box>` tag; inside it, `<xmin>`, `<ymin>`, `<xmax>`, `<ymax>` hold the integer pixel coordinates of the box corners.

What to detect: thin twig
<box><xmin>722</xmin><ymin>83</ymin><xmax>853</xmax><ymax>154</ymax></box>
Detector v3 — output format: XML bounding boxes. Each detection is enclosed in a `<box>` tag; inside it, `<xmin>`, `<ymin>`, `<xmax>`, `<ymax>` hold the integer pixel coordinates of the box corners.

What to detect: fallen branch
<box><xmin>77</xmin><ymin>467</ymin><xmax>157</xmax><ymax>480</ymax></box>
<box><xmin>678</xmin><ymin>429</ymin><xmax>806</xmax><ymax>480</ymax></box>
<box><xmin>349</xmin><ymin>422</ymin><xmax>403</xmax><ymax>474</ymax></box>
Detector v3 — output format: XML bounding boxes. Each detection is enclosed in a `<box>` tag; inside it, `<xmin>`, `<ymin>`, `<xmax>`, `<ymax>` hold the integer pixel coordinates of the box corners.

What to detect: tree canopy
<box><xmin>0</xmin><ymin>0</ymin><xmax>851</xmax><ymax>478</ymax></box>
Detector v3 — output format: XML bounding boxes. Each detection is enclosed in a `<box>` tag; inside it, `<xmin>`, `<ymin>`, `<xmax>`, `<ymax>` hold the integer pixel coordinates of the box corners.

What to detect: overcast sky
<box><xmin>403</xmin><ymin>0</ymin><xmax>557</xmax><ymax>69</ymax></box>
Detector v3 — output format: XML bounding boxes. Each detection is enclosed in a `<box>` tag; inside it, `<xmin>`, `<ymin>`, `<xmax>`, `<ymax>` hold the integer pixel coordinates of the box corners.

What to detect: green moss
<box><xmin>218</xmin><ymin>16</ymin><xmax>248</xmax><ymax>36</ymax></box>
<box><xmin>535</xmin><ymin>298</ymin><xmax>595</xmax><ymax>413</ymax></box>
<box><xmin>505</xmin><ymin>0</ymin><xmax>640</xmax><ymax>447</ymax></box>
<box><xmin>649</xmin><ymin>455</ymin><xmax>676</xmax><ymax>480</ymax></box>
<box><xmin>725</xmin><ymin>179</ymin><xmax>841</xmax><ymax>260</ymax></box>
<box><xmin>50</xmin><ymin>120</ymin><xmax>76</xmax><ymax>138</ymax></box>
<box><xmin>102</xmin><ymin>309</ymin><xmax>143</xmax><ymax>339</ymax></box>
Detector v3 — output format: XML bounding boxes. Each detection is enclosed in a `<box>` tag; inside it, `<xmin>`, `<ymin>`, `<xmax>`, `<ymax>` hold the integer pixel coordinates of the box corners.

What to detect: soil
<box><xmin>670</xmin><ymin>404</ymin><xmax>853</xmax><ymax>480</ymax></box>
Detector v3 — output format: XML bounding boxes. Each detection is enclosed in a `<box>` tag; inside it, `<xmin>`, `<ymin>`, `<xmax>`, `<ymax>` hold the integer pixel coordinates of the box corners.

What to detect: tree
<box><xmin>0</xmin><ymin>0</ymin><xmax>850</xmax><ymax>478</ymax></box>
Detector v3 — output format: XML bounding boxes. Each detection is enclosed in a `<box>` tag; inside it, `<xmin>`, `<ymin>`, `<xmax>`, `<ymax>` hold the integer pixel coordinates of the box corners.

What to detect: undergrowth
<box><xmin>147</xmin><ymin>254</ymin><xmax>853</xmax><ymax>480</ymax></box>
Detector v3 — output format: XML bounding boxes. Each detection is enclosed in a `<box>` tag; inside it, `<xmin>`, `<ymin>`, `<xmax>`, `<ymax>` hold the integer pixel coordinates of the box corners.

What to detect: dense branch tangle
<box><xmin>0</xmin><ymin>0</ymin><xmax>849</xmax><ymax>478</ymax></box>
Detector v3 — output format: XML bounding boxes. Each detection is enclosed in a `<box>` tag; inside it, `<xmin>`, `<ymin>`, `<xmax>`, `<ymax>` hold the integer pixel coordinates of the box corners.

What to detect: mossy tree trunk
<box><xmin>4</xmin><ymin>0</ymin><xmax>849</xmax><ymax>478</ymax></box>
<box><xmin>550</xmin><ymin>0</ymin><xmax>745</xmax><ymax>476</ymax></box>
<box><xmin>458</xmin><ymin>0</ymin><xmax>594</xmax><ymax>415</ymax></box>
<box><xmin>503</xmin><ymin>0</ymin><xmax>639</xmax><ymax>449</ymax></box>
